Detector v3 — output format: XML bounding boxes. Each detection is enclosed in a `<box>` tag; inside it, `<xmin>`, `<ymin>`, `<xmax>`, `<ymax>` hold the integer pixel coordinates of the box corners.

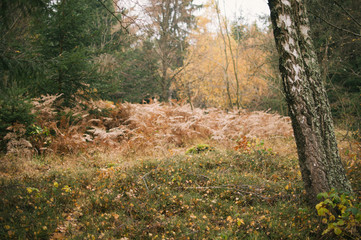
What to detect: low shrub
<box><xmin>316</xmin><ymin>189</ymin><xmax>361</xmax><ymax>238</ymax></box>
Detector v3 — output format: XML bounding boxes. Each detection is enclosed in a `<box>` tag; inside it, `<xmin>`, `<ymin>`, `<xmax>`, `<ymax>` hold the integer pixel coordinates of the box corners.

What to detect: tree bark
<box><xmin>268</xmin><ymin>0</ymin><xmax>352</xmax><ymax>204</ymax></box>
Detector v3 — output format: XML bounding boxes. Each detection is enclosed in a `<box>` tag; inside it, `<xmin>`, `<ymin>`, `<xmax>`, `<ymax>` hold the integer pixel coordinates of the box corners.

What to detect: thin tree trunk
<box><xmin>224</xmin><ymin>15</ymin><xmax>241</xmax><ymax>109</ymax></box>
<box><xmin>215</xmin><ymin>1</ymin><xmax>233</xmax><ymax>109</ymax></box>
<box><xmin>58</xmin><ymin>0</ymin><xmax>65</xmax><ymax>94</ymax></box>
<box><xmin>268</xmin><ymin>0</ymin><xmax>352</xmax><ymax>204</ymax></box>
<box><xmin>161</xmin><ymin>56</ymin><xmax>169</xmax><ymax>101</ymax></box>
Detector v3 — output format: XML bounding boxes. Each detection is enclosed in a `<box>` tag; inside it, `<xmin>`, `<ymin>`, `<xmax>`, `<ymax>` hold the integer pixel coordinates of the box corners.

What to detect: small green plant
<box><xmin>186</xmin><ymin>144</ymin><xmax>214</xmax><ymax>154</ymax></box>
<box><xmin>28</xmin><ymin>124</ymin><xmax>52</xmax><ymax>152</ymax></box>
<box><xmin>316</xmin><ymin>189</ymin><xmax>361</xmax><ymax>238</ymax></box>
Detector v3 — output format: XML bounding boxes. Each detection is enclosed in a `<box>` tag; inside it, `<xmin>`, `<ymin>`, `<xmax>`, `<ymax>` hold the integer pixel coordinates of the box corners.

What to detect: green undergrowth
<box><xmin>0</xmin><ymin>149</ymin><xmax>358</xmax><ymax>239</ymax></box>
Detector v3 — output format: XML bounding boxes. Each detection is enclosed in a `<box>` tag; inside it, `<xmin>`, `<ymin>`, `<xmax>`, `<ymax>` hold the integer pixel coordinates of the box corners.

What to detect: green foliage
<box><xmin>31</xmin><ymin>0</ymin><xmax>106</xmax><ymax>106</ymax></box>
<box><xmin>0</xmin><ymin>172</ymin><xmax>84</xmax><ymax>239</ymax></box>
<box><xmin>186</xmin><ymin>144</ymin><xmax>214</xmax><ymax>154</ymax></box>
<box><xmin>0</xmin><ymin>0</ymin><xmax>194</xmax><ymax>107</ymax></box>
<box><xmin>48</xmin><ymin>49</ymin><xmax>99</xmax><ymax>106</ymax></box>
<box><xmin>0</xmin><ymin>87</ymin><xmax>34</xmax><ymax>151</ymax></box>
<box><xmin>0</xmin><ymin>150</ymin><xmax>324</xmax><ymax>239</ymax></box>
<box><xmin>306</xmin><ymin>0</ymin><xmax>361</xmax><ymax>135</ymax></box>
<box><xmin>0</xmin><ymin>0</ymin><xmax>46</xmax><ymax>98</ymax></box>
<box><xmin>28</xmin><ymin>124</ymin><xmax>52</xmax><ymax>152</ymax></box>
<box><xmin>231</xmin><ymin>20</ymin><xmax>247</xmax><ymax>42</ymax></box>
<box><xmin>117</xmin><ymin>42</ymin><xmax>162</xmax><ymax>103</ymax></box>
<box><xmin>316</xmin><ymin>189</ymin><xmax>361</xmax><ymax>238</ymax></box>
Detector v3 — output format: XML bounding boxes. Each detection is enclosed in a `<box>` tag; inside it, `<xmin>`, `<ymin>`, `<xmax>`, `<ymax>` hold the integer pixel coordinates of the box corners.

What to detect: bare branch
<box><xmin>96</xmin><ymin>0</ymin><xmax>129</xmax><ymax>33</ymax></box>
<box><xmin>333</xmin><ymin>1</ymin><xmax>361</xmax><ymax>28</ymax></box>
<box><xmin>309</xmin><ymin>11</ymin><xmax>361</xmax><ymax>37</ymax></box>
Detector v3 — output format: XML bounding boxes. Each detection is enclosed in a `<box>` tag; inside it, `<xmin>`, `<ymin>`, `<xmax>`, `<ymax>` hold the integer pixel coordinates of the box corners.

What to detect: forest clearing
<box><xmin>0</xmin><ymin>98</ymin><xmax>360</xmax><ymax>239</ymax></box>
<box><xmin>1</xmin><ymin>0</ymin><xmax>361</xmax><ymax>239</ymax></box>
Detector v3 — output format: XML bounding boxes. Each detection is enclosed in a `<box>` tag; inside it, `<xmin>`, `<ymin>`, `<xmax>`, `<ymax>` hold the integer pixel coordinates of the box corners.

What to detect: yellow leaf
<box><xmin>62</xmin><ymin>185</ymin><xmax>71</xmax><ymax>193</ymax></box>
<box><xmin>315</xmin><ymin>202</ymin><xmax>323</xmax><ymax>210</ymax></box>
<box><xmin>226</xmin><ymin>216</ymin><xmax>233</xmax><ymax>222</ymax></box>
<box><xmin>334</xmin><ymin>227</ymin><xmax>342</xmax><ymax>235</ymax></box>
<box><xmin>237</xmin><ymin>218</ymin><xmax>245</xmax><ymax>226</ymax></box>
<box><xmin>317</xmin><ymin>206</ymin><xmax>329</xmax><ymax>216</ymax></box>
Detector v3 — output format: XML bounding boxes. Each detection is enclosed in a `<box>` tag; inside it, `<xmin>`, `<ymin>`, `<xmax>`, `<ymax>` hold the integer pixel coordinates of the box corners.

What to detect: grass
<box><xmin>0</xmin><ymin>124</ymin><xmax>361</xmax><ymax>240</ymax></box>
<box><xmin>2</xmin><ymin>143</ymin><xmax>358</xmax><ymax>240</ymax></box>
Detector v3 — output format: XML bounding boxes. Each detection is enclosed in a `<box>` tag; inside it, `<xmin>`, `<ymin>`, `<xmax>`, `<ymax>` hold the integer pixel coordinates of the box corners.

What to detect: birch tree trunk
<box><xmin>268</xmin><ymin>0</ymin><xmax>352</xmax><ymax>204</ymax></box>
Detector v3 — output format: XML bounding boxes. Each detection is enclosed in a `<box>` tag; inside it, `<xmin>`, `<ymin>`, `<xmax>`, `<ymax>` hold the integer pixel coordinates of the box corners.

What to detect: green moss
<box><xmin>185</xmin><ymin>144</ymin><xmax>214</xmax><ymax>154</ymax></box>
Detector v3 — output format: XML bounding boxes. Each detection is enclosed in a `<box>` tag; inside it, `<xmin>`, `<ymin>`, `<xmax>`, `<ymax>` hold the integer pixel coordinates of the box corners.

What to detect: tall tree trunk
<box><xmin>214</xmin><ymin>1</ymin><xmax>233</xmax><ymax>110</ymax></box>
<box><xmin>224</xmin><ymin>14</ymin><xmax>241</xmax><ymax>109</ymax></box>
<box><xmin>161</xmin><ymin>55</ymin><xmax>169</xmax><ymax>101</ymax></box>
<box><xmin>268</xmin><ymin>0</ymin><xmax>352</xmax><ymax>204</ymax></box>
<box><xmin>58</xmin><ymin>0</ymin><xmax>65</xmax><ymax>94</ymax></box>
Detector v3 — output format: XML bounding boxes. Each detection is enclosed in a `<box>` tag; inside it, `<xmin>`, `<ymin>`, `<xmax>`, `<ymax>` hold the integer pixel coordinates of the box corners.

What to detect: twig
<box><xmin>341</xmin><ymin>127</ymin><xmax>350</xmax><ymax>142</ymax></box>
<box><xmin>96</xmin><ymin>0</ymin><xmax>129</xmax><ymax>33</ymax></box>
<box><xmin>141</xmin><ymin>168</ymin><xmax>157</xmax><ymax>192</ymax></box>
<box><xmin>309</xmin><ymin>11</ymin><xmax>361</xmax><ymax>37</ymax></box>
<box><xmin>142</xmin><ymin>176</ymin><xmax>150</xmax><ymax>191</ymax></box>
<box><xmin>333</xmin><ymin>1</ymin><xmax>361</xmax><ymax>28</ymax></box>
<box><xmin>177</xmin><ymin>185</ymin><xmax>271</xmax><ymax>201</ymax></box>
<box><xmin>178</xmin><ymin>186</ymin><xmax>235</xmax><ymax>190</ymax></box>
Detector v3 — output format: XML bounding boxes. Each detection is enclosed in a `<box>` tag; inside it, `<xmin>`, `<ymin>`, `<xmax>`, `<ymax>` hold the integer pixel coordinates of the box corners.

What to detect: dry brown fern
<box><xmin>6</xmin><ymin>95</ymin><xmax>293</xmax><ymax>156</ymax></box>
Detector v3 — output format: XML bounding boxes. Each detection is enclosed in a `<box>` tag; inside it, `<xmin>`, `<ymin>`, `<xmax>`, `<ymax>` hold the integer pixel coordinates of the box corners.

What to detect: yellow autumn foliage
<box><xmin>175</xmin><ymin>8</ymin><xmax>274</xmax><ymax>109</ymax></box>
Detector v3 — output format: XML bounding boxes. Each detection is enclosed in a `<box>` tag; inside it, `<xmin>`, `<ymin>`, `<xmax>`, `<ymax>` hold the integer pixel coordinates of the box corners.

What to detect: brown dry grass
<box><xmin>99</xmin><ymin>101</ymin><xmax>293</xmax><ymax>154</ymax></box>
<box><xmin>5</xmin><ymin>96</ymin><xmax>293</xmax><ymax>157</ymax></box>
<box><xmin>1</xmin><ymin>97</ymin><xmax>360</xmax><ymax>197</ymax></box>
<box><xmin>3</xmin><ymin>96</ymin><xmax>359</xmax><ymax>166</ymax></box>
<box><xmin>0</xmin><ymin>97</ymin><xmax>297</xmax><ymax>178</ymax></box>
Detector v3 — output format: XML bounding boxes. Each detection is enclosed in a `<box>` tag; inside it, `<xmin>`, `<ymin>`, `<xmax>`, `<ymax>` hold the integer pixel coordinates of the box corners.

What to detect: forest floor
<box><xmin>0</xmin><ymin>101</ymin><xmax>360</xmax><ymax>239</ymax></box>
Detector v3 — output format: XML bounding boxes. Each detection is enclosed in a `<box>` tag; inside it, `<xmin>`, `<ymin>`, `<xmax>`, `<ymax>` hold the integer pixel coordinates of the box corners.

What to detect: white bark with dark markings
<box><xmin>268</xmin><ymin>0</ymin><xmax>352</xmax><ymax>204</ymax></box>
